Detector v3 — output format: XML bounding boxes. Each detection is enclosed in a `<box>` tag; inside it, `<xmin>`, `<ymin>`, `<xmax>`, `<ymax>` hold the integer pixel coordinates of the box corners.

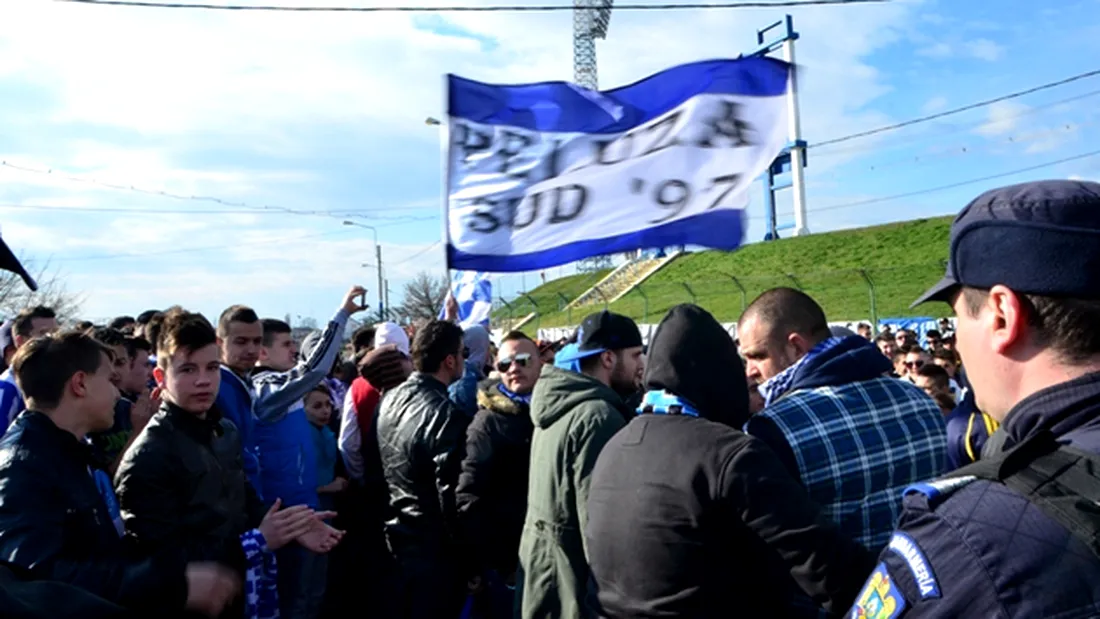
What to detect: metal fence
<box><xmin>491</xmin><ymin>260</ymin><xmax>950</xmax><ymax>332</ymax></box>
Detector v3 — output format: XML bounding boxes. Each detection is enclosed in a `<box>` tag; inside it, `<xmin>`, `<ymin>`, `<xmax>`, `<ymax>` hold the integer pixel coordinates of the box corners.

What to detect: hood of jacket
<box><xmin>644</xmin><ymin>304</ymin><xmax>749</xmax><ymax>428</ymax></box>
<box><xmin>785</xmin><ymin>335</ymin><xmax>892</xmax><ymax>395</ymax></box>
<box><xmin>477</xmin><ymin>379</ymin><xmax>529</xmax><ymax>416</ymax></box>
<box><xmin>530</xmin><ymin>364</ymin><xmax>623</xmax><ymax>429</ymax></box>
<box><xmin>464</xmin><ymin>326</ymin><xmax>491</xmax><ymax>375</ymax></box>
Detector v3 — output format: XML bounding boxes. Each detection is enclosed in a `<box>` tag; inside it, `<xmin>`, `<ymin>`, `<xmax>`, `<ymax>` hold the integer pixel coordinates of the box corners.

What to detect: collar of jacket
<box><xmin>7</xmin><ymin>410</ymin><xmax>97</xmax><ymax>467</ymax></box>
<box><xmin>220</xmin><ymin>365</ymin><xmax>256</xmax><ymax>398</ymax></box>
<box><xmin>1000</xmin><ymin>370</ymin><xmax>1100</xmax><ymax>449</ymax></box>
<box><xmin>769</xmin><ymin>335</ymin><xmax>892</xmax><ymax>404</ymax></box>
<box><xmin>408</xmin><ymin>371</ymin><xmax>450</xmax><ymax>394</ymax></box>
<box><xmin>161</xmin><ymin>401</ymin><xmax>226</xmax><ymax>444</ymax></box>
<box><xmin>477</xmin><ymin>379</ymin><xmax>530</xmax><ymax>415</ymax></box>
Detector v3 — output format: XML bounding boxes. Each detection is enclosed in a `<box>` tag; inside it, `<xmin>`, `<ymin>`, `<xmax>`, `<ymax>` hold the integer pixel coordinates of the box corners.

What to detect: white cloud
<box><xmin>922</xmin><ymin>96</ymin><xmax>948</xmax><ymax>113</ymax></box>
<box><xmin>917</xmin><ymin>38</ymin><xmax>1005</xmax><ymax>62</ymax></box>
<box><xmin>965</xmin><ymin>38</ymin><xmax>1006</xmax><ymax>62</ymax></box>
<box><xmin>0</xmin><ymin>0</ymin><xmax>928</xmax><ymax>318</ymax></box>
<box><xmin>917</xmin><ymin>42</ymin><xmax>953</xmax><ymax>58</ymax></box>
<box><xmin>974</xmin><ymin>101</ymin><xmax>1031</xmax><ymax>137</ymax></box>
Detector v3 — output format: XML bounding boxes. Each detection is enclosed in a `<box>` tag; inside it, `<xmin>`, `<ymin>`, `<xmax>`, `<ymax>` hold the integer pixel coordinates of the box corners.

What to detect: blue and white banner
<box><xmin>441</xmin><ymin>270</ymin><xmax>493</xmax><ymax>329</ymax></box>
<box><xmin>444</xmin><ymin>56</ymin><xmax>793</xmax><ymax>272</ymax></box>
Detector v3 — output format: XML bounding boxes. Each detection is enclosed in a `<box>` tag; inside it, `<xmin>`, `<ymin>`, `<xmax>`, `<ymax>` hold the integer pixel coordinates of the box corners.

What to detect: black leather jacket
<box><xmin>0</xmin><ymin>411</ymin><xmax>186</xmax><ymax>612</ymax></box>
<box><xmin>375</xmin><ymin>372</ymin><xmax>470</xmax><ymax>562</ymax></box>
<box><xmin>114</xmin><ymin>403</ymin><xmax>266</xmax><ymax>570</ymax></box>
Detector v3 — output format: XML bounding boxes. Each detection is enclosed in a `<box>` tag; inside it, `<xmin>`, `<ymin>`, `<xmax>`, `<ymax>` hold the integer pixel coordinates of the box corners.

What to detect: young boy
<box><xmin>250</xmin><ymin>285</ymin><xmax>365</xmax><ymax>619</ymax></box>
<box><xmin>305</xmin><ymin>384</ymin><xmax>346</xmax><ymax>513</ymax></box>
<box><xmin>115</xmin><ymin>309</ymin><xmax>343</xmax><ymax>619</ymax></box>
<box><xmin>0</xmin><ymin>329</ymin><xmax>239</xmax><ymax>617</ymax></box>
<box><xmin>88</xmin><ymin>328</ymin><xmax>156</xmax><ymax>475</ymax></box>
<box><xmin>215</xmin><ymin>305</ymin><xmax>265</xmax><ymax>497</ymax></box>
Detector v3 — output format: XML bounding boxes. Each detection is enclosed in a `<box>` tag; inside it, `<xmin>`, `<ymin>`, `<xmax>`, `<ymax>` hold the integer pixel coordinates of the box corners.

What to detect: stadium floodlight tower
<box><xmin>573</xmin><ymin>0</ymin><xmax>613</xmax><ymax>90</ymax></box>
<box><xmin>573</xmin><ymin>0</ymin><xmax>617</xmax><ymax>271</ymax></box>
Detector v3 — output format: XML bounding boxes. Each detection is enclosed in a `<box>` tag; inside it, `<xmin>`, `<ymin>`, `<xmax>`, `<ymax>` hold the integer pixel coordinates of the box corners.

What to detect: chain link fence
<box><xmin>492</xmin><ymin>260</ymin><xmax>949</xmax><ymax>332</ymax></box>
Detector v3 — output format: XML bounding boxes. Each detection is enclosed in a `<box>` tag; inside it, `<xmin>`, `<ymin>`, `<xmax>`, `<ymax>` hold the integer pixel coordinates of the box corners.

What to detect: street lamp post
<box><xmin>343</xmin><ymin>220</ymin><xmax>384</xmax><ymax>319</ymax></box>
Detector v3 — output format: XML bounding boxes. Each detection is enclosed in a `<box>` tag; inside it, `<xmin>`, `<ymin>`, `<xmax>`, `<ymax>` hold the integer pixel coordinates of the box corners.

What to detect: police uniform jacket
<box><xmin>850</xmin><ymin>371</ymin><xmax>1100</xmax><ymax>618</ymax></box>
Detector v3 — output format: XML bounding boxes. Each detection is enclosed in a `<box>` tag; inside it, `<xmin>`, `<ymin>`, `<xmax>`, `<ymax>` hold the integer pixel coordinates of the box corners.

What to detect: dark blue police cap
<box><xmin>913</xmin><ymin>179</ymin><xmax>1100</xmax><ymax>307</ymax></box>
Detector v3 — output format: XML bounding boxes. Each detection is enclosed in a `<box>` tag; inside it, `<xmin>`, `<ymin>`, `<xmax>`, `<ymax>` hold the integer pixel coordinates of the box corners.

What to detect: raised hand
<box><xmin>342</xmin><ymin>285</ymin><xmax>369</xmax><ymax>314</ymax></box>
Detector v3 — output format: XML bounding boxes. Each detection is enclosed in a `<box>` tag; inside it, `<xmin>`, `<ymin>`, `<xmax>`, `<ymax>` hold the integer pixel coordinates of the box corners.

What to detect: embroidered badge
<box><xmin>887</xmin><ymin>532</ymin><xmax>941</xmax><ymax>599</ymax></box>
<box><xmin>851</xmin><ymin>564</ymin><xmax>908</xmax><ymax>619</ymax></box>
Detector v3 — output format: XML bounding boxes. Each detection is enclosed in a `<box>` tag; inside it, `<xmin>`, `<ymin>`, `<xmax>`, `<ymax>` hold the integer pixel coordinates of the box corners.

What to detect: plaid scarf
<box><xmin>759</xmin><ymin>337</ymin><xmax>846</xmax><ymax>407</ymax></box>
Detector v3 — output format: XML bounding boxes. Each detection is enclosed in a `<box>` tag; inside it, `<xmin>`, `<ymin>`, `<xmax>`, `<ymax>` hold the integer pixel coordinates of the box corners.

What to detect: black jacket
<box><xmin>0</xmin><ymin>560</ymin><xmax>132</xmax><ymax>619</ymax></box>
<box><xmin>0</xmin><ymin>411</ymin><xmax>186</xmax><ymax>612</ymax></box>
<box><xmin>456</xmin><ymin>379</ymin><xmax>534</xmax><ymax>576</ymax></box>
<box><xmin>114</xmin><ymin>403</ymin><xmax>266</xmax><ymax>571</ymax></box>
<box><xmin>375</xmin><ymin>372</ymin><xmax>470</xmax><ymax>562</ymax></box>
<box><xmin>584</xmin><ymin>304</ymin><xmax>875</xmax><ymax>618</ymax></box>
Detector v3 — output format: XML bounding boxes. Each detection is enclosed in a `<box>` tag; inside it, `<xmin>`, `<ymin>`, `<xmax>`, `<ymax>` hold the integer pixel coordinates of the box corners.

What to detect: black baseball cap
<box><xmin>913</xmin><ymin>179</ymin><xmax>1100</xmax><ymax>308</ymax></box>
<box><xmin>556</xmin><ymin>310</ymin><xmax>643</xmax><ymax>363</ymax></box>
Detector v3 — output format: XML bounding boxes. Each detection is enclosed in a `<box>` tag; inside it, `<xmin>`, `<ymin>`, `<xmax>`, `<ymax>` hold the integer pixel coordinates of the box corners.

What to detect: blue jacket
<box><xmin>251</xmin><ymin>308</ymin><xmax>349</xmax><ymax>509</ymax></box>
<box><xmin>0</xmin><ymin>369</ymin><xmax>24</xmax><ymax>430</ymax></box>
<box><xmin>448</xmin><ymin>360</ymin><xmax>482</xmax><ymax>418</ymax></box>
<box><xmin>215</xmin><ymin>368</ymin><xmax>263</xmax><ymax>498</ymax></box>
<box><xmin>943</xmin><ymin>389</ymin><xmax>998</xmax><ymax>471</ymax></box>
<box><xmin>746</xmin><ymin>336</ymin><xmax>947</xmax><ymax>553</ymax></box>
<box><xmin>851</xmin><ymin>371</ymin><xmax>1100</xmax><ymax>618</ymax></box>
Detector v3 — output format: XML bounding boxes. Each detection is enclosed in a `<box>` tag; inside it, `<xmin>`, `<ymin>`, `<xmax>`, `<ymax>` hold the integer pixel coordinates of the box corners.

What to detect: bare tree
<box><xmin>397</xmin><ymin>271</ymin><xmax>448</xmax><ymax>322</ymax></box>
<box><xmin>0</xmin><ymin>257</ymin><xmax>82</xmax><ymax>322</ymax></box>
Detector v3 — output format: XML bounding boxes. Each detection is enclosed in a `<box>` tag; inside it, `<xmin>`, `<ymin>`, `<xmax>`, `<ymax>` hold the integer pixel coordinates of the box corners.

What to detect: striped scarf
<box><xmin>240</xmin><ymin>529</ymin><xmax>279</xmax><ymax>619</ymax></box>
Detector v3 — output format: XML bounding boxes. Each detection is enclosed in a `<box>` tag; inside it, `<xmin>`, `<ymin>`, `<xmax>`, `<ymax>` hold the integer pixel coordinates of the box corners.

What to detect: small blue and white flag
<box><xmin>443</xmin><ymin>56</ymin><xmax>793</xmax><ymax>272</ymax></box>
<box><xmin>441</xmin><ymin>270</ymin><xmax>492</xmax><ymax>329</ymax></box>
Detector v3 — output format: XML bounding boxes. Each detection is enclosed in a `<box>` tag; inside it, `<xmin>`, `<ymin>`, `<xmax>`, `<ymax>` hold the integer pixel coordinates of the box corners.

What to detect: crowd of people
<box><xmin>0</xmin><ymin>178</ymin><xmax>1098</xmax><ymax>619</ymax></box>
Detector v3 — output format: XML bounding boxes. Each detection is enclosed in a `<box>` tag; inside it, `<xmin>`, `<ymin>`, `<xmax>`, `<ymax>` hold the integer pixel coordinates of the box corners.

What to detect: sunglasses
<box><xmin>496</xmin><ymin>353</ymin><xmax>532</xmax><ymax>373</ymax></box>
<box><xmin>905</xmin><ymin>360</ymin><xmax>925</xmax><ymax>369</ymax></box>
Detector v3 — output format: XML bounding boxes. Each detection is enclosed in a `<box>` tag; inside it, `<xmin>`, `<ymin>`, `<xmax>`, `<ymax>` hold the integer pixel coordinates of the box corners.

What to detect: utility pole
<box><xmin>343</xmin><ymin>220</ymin><xmax>384</xmax><ymax>317</ymax></box>
<box><xmin>384</xmin><ymin>278</ymin><xmax>391</xmax><ymax>322</ymax></box>
<box><xmin>376</xmin><ymin>245</ymin><xmax>385</xmax><ymax>318</ymax></box>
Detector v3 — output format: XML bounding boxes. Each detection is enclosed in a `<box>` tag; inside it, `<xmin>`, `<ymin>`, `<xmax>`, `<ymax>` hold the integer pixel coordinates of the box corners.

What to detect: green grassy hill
<box><xmin>497</xmin><ymin>216</ymin><xmax>953</xmax><ymax>329</ymax></box>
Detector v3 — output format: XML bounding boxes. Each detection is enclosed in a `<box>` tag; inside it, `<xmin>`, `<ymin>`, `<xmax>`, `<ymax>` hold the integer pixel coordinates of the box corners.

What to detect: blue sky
<box><xmin>1</xmin><ymin>0</ymin><xmax>1098</xmax><ymax>324</ymax></box>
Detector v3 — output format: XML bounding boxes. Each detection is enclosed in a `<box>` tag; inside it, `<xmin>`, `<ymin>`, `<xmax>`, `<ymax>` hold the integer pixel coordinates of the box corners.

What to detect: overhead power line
<box><xmin>811</xmin><ymin>67</ymin><xmax>1100</xmax><ymax>149</ymax></box>
<box><xmin>813</xmin><ymin>88</ymin><xmax>1100</xmax><ymax>159</ymax></box>
<box><xmin>0</xmin><ymin>161</ymin><xmax>431</xmax><ymax>220</ymax></box>
<box><xmin>55</xmin><ymin>0</ymin><xmax>890</xmax><ymax>12</ymax></box>
<box><xmin>389</xmin><ymin>241</ymin><xmax>441</xmax><ymax>265</ymax></box>
<box><xmin>0</xmin><ymin>202</ymin><xmax>438</xmax><ymax>225</ymax></box>
<box><xmin>56</xmin><ymin>229</ymin><xmax>355</xmax><ymax>262</ymax></box>
<box><xmin>807</xmin><ymin>148</ymin><xmax>1100</xmax><ymax>214</ymax></box>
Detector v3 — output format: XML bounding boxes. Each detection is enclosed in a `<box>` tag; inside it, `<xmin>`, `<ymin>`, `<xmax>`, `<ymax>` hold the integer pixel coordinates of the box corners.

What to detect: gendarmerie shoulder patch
<box><xmin>851</xmin><ymin>563</ymin><xmax>908</xmax><ymax>619</ymax></box>
<box><xmin>887</xmin><ymin>532</ymin><xmax>941</xmax><ymax>600</ymax></box>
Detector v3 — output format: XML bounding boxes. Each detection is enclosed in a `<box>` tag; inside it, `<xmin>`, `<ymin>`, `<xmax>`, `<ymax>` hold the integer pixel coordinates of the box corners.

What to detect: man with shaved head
<box><xmin>738</xmin><ymin>288</ymin><xmax>946</xmax><ymax>558</ymax></box>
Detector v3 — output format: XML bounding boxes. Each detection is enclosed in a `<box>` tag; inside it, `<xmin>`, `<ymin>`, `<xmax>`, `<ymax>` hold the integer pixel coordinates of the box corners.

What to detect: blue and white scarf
<box><xmin>497</xmin><ymin>383</ymin><xmax>532</xmax><ymax>407</ymax></box>
<box><xmin>758</xmin><ymin>336</ymin><xmax>845</xmax><ymax>407</ymax></box>
<box><xmin>240</xmin><ymin>529</ymin><xmax>279</xmax><ymax>619</ymax></box>
<box><xmin>636</xmin><ymin>390</ymin><xmax>702</xmax><ymax>417</ymax></box>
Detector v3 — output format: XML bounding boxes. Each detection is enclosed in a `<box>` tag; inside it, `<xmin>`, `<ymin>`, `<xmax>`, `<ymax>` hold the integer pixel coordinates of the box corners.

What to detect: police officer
<box><xmin>849</xmin><ymin>179</ymin><xmax>1100</xmax><ymax>617</ymax></box>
